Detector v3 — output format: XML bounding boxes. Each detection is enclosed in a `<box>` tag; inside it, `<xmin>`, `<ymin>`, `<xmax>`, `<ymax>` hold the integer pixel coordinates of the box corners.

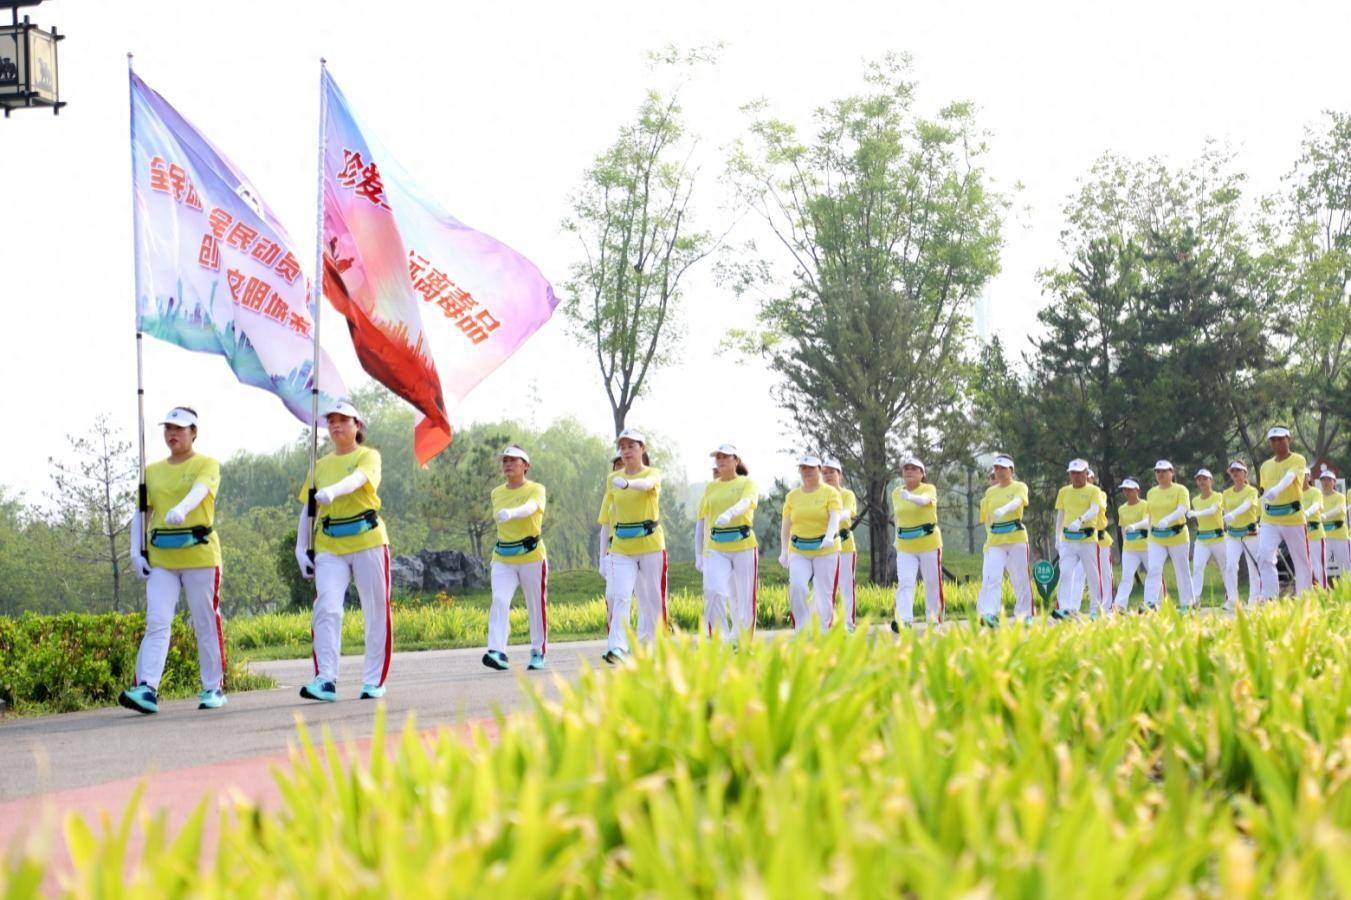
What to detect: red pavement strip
<box><xmin>0</xmin><ymin>717</ymin><xmax>499</xmax><ymax>884</ymax></box>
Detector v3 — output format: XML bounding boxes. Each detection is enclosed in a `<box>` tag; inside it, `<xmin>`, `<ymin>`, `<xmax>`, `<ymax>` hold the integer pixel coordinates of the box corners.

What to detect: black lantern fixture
<box><xmin>1</xmin><ymin>0</ymin><xmax>65</xmax><ymax>117</ymax></box>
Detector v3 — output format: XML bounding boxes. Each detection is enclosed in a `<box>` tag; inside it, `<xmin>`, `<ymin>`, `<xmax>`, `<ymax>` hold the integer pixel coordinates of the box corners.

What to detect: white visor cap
<box><xmin>159</xmin><ymin>407</ymin><xmax>198</xmax><ymax>428</ymax></box>
<box><xmin>501</xmin><ymin>445</ymin><xmax>530</xmax><ymax>464</ymax></box>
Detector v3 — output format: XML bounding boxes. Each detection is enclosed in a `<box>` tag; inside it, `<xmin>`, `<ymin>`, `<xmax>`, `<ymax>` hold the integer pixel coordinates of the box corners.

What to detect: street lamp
<box><xmin>1</xmin><ymin>0</ymin><xmax>66</xmax><ymax>117</ymax></box>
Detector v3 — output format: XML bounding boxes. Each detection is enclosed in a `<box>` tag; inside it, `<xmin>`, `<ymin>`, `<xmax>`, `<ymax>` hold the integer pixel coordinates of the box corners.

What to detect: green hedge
<box><xmin>0</xmin><ymin>612</ymin><xmax>273</xmax><ymax>715</ymax></box>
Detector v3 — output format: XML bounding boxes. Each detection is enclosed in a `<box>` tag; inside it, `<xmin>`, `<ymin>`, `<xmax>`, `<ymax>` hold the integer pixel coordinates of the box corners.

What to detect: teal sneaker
<box><xmin>118</xmin><ymin>683</ymin><xmax>159</xmax><ymax>715</ymax></box>
<box><xmin>197</xmin><ymin>688</ymin><xmax>227</xmax><ymax>710</ymax></box>
<box><xmin>299</xmin><ymin>677</ymin><xmax>338</xmax><ymax>702</ymax></box>
<box><xmin>526</xmin><ymin>651</ymin><xmax>547</xmax><ymax>671</ymax></box>
<box><xmin>482</xmin><ymin>650</ymin><xmax>509</xmax><ymax>671</ymax></box>
<box><xmin>979</xmin><ymin>614</ymin><xmax>1000</xmax><ymax>629</ymax></box>
<box><xmin>360</xmin><ymin>684</ymin><xmax>386</xmax><ymax>699</ymax></box>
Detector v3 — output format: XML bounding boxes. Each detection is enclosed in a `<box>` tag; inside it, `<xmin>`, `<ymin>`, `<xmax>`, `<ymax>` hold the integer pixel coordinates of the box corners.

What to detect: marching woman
<box><xmin>695</xmin><ymin>443</ymin><xmax>759</xmax><ymax>641</ymax></box>
<box><xmin>1143</xmin><ymin>460</ymin><xmax>1194</xmax><ymax>612</ymax></box>
<box><xmin>822</xmin><ymin>456</ymin><xmax>859</xmax><ymax>631</ymax></box>
<box><xmin>599</xmin><ymin>428</ymin><xmax>666</xmax><ymax>665</ymax></box>
<box><xmin>120</xmin><ymin>407</ymin><xmax>227</xmax><ymax>714</ymax></box>
<box><xmin>1318</xmin><ymin>466</ymin><xmax>1349</xmax><ymax>585</ymax></box>
<box><xmin>1304</xmin><ymin>471</ymin><xmax>1327</xmax><ymax>588</ymax></box>
<box><xmin>975</xmin><ymin>453</ymin><xmax>1033</xmax><ymax>627</ymax></box>
<box><xmin>1112</xmin><ymin>478</ymin><xmax>1150</xmax><ymax>612</ymax></box>
<box><xmin>1256</xmin><ymin>426</ymin><xmax>1314</xmax><ymax>599</ymax></box>
<box><xmin>891</xmin><ymin>456</ymin><xmax>944</xmax><ymax>627</ymax></box>
<box><xmin>1221</xmin><ymin>460</ymin><xmax>1262</xmax><ymax>609</ymax></box>
<box><xmin>294</xmin><ymin>401</ymin><xmax>391</xmax><ymax>702</ymax></box>
<box><xmin>1052</xmin><ymin>459</ymin><xmax>1103</xmax><ymax>618</ymax></box>
<box><xmin>482</xmin><ymin>445</ymin><xmax>548</xmax><ymax>671</ymax></box>
<box><xmin>780</xmin><ymin>454</ymin><xmax>843</xmax><ymax>633</ymax></box>
<box><xmin>1187</xmin><ymin>469</ymin><xmax>1227</xmax><ymax>603</ymax></box>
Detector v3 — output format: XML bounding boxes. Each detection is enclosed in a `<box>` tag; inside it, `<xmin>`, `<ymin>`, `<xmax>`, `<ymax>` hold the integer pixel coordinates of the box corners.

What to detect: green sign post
<box><xmin>1032</xmin><ymin>559</ymin><xmax>1059</xmax><ymax>607</ymax></box>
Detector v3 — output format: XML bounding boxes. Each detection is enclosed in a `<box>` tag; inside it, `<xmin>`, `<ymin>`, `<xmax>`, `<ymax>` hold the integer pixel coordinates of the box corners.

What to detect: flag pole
<box><xmin>306</xmin><ymin>58</ymin><xmax>328</xmax><ymax>564</ymax></box>
<box><xmin>128</xmin><ymin>52</ymin><xmax>149</xmax><ymax>567</ymax></box>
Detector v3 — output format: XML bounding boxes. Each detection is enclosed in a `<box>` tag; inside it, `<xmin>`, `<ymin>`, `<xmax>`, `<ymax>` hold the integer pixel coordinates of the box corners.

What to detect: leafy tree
<box><xmin>730</xmin><ymin>55</ymin><xmax>1005</xmax><ymax>583</ymax></box>
<box><xmin>562</xmin><ymin>49</ymin><xmax>720</xmax><ymax>436</ymax></box>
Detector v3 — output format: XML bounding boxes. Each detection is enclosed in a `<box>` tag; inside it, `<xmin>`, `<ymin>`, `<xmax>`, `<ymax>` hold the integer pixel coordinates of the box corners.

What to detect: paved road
<box><xmin>1</xmin><ymin>637</ymin><xmax>614</xmax><ymax>803</ymax></box>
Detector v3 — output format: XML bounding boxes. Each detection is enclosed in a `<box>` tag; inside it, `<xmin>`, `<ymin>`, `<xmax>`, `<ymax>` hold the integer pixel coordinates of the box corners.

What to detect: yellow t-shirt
<box><xmin>892</xmin><ymin>482</ymin><xmax>941</xmax><ymax>554</ymax></box>
<box><xmin>299</xmin><ymin>446</ymin><xmax>388</xmax><ymax>556</ymax></box>
<box><xmin>838</xmin><ymin>488</ymin><xmax>859</xmax><ymax>553</ymax></box>
<box><xmin>1325</xmin><ymin>492</ymin><xmax>1349</xmax><ymax>540</ymax></box>
<box><xmin>601</xmin><ymin>467</ymin><xmax>664</xmax><ymax>556</ymax></box>
<box><xmin>596</xmin><ymin>489</ymin><xmax>613</xmax><ymax>526</ymax></box>
<box><xmin>1146</xmin><ymin>484</ymin><xmax>1190</xmax><ymax>547</ymax></box>
<box><xmin>981</xmin><ymin>481</ymin><xmax>1028</xmax><ymax>548</ymax></box>
<box><xmin>1303</xmin><ymin>486</ymin><xmax>1324</xmax><ymax>538</ymax></box>
<box><xmin>1117</xmin><ymin>500</ymin><xmax>1149</xmax><ymax>551</ymax></box>
<box><xmin>1054</xmin><ymin>484</ymin><xmax>1100</xmax><ymax>542</ymax></box>
<box><xmin>783</xmin><ymin>484</ymin><xmax>843</xmax><ymax>558</ymax></box>
<box><xmin>145</xmin><ymin>454</ymin><xmax>222</xmax><ymax>570</ymax></box>
<box><xmin>697</xmin><ymin>476</ymin><xmax>758</xmax><ymax>554</ymax></box>
<box><xmin>1259</xmin><ymin>453</ymin><xmax>1307</xmax><ymax>526</ymax></box>
<box><xmin>1094</xmin><ymin>487</ymin><xmax>1113</xmax><ymax>548</ymax></box>
<box><xmin>1192</xmin><ymin>491</ymin><xmax>1225</xmax><ymax>543</ymax></box>
<box><xmin>1223</xmin><ymin>485</ymin><xmax>1260</xmax><ymax>531</ymax></box>
<box><xmin>491</xmin><ymin>480</ymin><xmax>546</xmax><ymax>565</ymax></box>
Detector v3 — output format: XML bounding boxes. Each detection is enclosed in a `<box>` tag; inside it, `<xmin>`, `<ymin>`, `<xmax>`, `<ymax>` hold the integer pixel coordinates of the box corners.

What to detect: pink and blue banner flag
<box><xmin>131</xmin><ymin>71</ymin><xmax>349</xmax><ymax>421</ymax></box>
<box><xmin>320</xmin><ymin>69</ymin><xmax>559</xmax><ymax>464</ymax></box>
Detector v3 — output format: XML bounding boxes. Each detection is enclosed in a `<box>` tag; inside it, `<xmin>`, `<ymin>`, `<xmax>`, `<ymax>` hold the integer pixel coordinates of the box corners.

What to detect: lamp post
<box><xmin>1</xmin><ymin>0</ymin><xmax>65</xmax><ymax>117</ymax></box>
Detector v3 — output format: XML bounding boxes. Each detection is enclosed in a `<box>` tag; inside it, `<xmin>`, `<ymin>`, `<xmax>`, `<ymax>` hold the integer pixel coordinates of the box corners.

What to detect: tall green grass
<box><xmin>7</xmin><ymin>588</ymin><xmax>1349</xmax><ymax>896</ymax></box>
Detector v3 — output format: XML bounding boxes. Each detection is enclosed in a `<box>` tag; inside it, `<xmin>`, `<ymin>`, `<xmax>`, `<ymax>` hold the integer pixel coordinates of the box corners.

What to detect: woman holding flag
<box><xmin>695</xmin><ymin>444</ymin><xmax>759</xmax><ymax>641</ymax></box>
<box><xmin>822</xmin><ymin>456</ymin><xmax>860</xmax><ymax>631</ymax></box>
<box><xmin>119</xmin><ymin>407</ymin><xmax>228</xmax><ymax>715</ymax></box>
<box><xmin>1222</xmin><ymin>460</ymin><xmax>1262</xmax><ymax>609</ymax></box>
<box><xmin>482</xmin><ymin>445</ymin><xmax>548</xmax><ymax>672</ymax></box>
<box><xmin>599</xmin><ymin>429</ymin><xmax>666</xmax><ymax>665</ymax></box>
<box><xmin>294</xmin><ymin>401</ymin><xmax>392</xmax><ymax>702</ymax></box>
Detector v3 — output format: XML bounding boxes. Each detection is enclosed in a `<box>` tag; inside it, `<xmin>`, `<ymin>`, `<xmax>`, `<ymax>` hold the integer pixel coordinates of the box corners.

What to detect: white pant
<box><xmin>1190</xmin><ymin>540</ymin><xmax>1227</xmax><ymax>602</ymax></box>
<box><xmin>1057</xmin><ymin>541</ymin><xmax>1102</xmax><ymax>612</ymax></box>
<box><xmin>605</xmin><ymin>550</ymin><xmax>668</xmax><ymax>652</ymax></box>
<box><xmin>135</xmin><ymin>566</ymin><xmax>225</xmax><ymax>692</ymax></box>
<box><xmin>1256</xmin><ymin>523</ymin><xmax>1313</xmax><ymax>599</ymax></box>
<box><xmin>1114</xmin><ymin>548</ymin><xmax>1148</xmax><ymax>610</ymax></box>
<box><xmin>977</xmin><ymin>543</ymin><xmax>1033</xmax><ymax>618</ymax></box>
<box><xmin>1094</xmin><ymin>545</ymin><xmax>1114</xmax><ymax>613</ymax></box>
<box><xmin>1310</xmin><ymin>537</ymin><xmax>1327</xmax><ymax>588</ymax></box>
<box><xmin>313</xmin><ymin>546</ymin><xmax>391</xmax><ymax>687</ymax></box>
<box><xmin>1223</xmin><ymin>534</ymin><xmax>1262</xmax><ymax>608</ymax></box>
<box><xmin>703</xmin><ymin>548</ymin><xmax>759</xmax><ymax>640</ymax></box>
<box><xmin>835</xmin><ymin>551</ymin><xmax>858</xmax><ymax>629</ymax></box>
<box><xmin>1145</xmin><ymin>542</ymin><xmax>1194</xmax><ymax>609</ymax></box>
<box><xmin>895</xmin><ymin>549</ymin><xmax>942</xmax><ymax>624</ymax></box>
<box><xmin>789</xmin><ymin>552</ymin><xmax>839</xmax><ymax>633</ymax></box>
<box><xmin>488</xmin><ymin>559</ymin><xmax>548</xmax><ymax>655</ymax></box>
<box><xmin>1324</xmin><ymin>535</ymin><xmax>1350</xmax><ymax>582</ymax></box>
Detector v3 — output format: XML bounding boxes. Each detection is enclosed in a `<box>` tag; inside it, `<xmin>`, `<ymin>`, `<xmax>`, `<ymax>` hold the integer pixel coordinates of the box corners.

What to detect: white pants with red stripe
<box><xmin>1256</xmin><ymin>523</ymin><xmax>1313</xmax><ymax>599</ymax></box>
<box><xmin>1057</xmin><ymin>540</ymin><xmax>1102</xmax><ymax>612</ymax></box>
<box><xmin>313</xmin><ymin>546</ymin><xmax>391</xmax><ymax>687</ymax></box>
<box><xmin>895</xmin><ymin>548</ymin><xmax>942</xmax><ymax>624</ymax></box>
<box><xmin>702</xmin><ymin>548</ymin><xmax>758</xmax><ymax>639</ymax></box>
<box><xmin>977</xmin><ymin>543</ymin><xmax>1033</xmax><ymax>618</ymax></box>
<box><xmin>1114</xmin><ymin>548</ymin><xmax>1148</xmax><ymax>610</ymax></box>
<box><xmin>1324</xmin><ymin>535</ymin><xmax>1350</xmax><ymax>582</ymax></box>
<box><xmin>1309</xmin><ymin>537</ymin><xmax>1327</xmax><ymax>588</ymax></box>
<box><xmin>1190</xmin><ymin>540</ymin><xmax>1227</xmax><ymax>601</ymax></box>
<box><xmin>1094</xmin><ymin>545</ymin><xmax>1114</xmax><ymax>614</ymax></box>
<box><xmin>1223</xmin><ymin>534</ymin><xmax>1262</xmax><ymax>608</ymax></box>
<box><xmin>1145</xmin><ymin>542</ymin><xmax>1194</xmax><ymax>609</ymax></box>
<box><xmin>835</xmin><ymin>551</ymin><xmax>858</xmax><ymax>629</ymax></box>
<box><xmin>488</xmin><ymin>558</ymin><xmax>548</xmax><ymax>656</ymax></box>
<box><xmin>605</xmin><ymin>549</ymin><xmax>668</xmax><ymax>652</ymax></box>
<box><xmin>788</xmin><ymin>552</ymin><xmax>839</xmax><ymax>633</ymax></box>
<box><xmin>135</xmin><ymin>566</ymin><xmax>225</xmax><ymax>692</ymax></box>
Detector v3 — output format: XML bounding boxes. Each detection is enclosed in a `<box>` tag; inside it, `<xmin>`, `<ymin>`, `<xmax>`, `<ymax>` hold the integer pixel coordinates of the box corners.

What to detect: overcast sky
<box><xmin>2</xmin><ymin>0</ymin><xmax>1348</xmax><ymax>501</ymax></box>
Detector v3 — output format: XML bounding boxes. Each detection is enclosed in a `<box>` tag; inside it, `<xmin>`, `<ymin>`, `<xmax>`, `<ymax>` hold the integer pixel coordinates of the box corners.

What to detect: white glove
<box><xmin>1185</xmin><ymin>509</ymin><xmax>1200</xmax><ymax>520</ymax></box>
<box><xmin>295</xmin><ymin>544</ymin><xmax>315</xmax><ymax>580</ymax></box>
<box><xmin>714</xmin><ymin>511</ymin><xmax>732</xmax><ymax>527</ymax></box>
<box><xmin>899</xmin><ymin>489</ymin><xmax>916</xmax><ymax>503</ymax></box>
<box><xmin>695</xmin><ymin>553</ymin><xmax>705</xmax><ymax>573</ymax></box>
<box><xmin>778</xmin><ymin>551</ymin><xmax>789</xmax><ymax>567</ymax></box>
<box><xmin>1067</xmin><ymin>517</ymin><xmax>1083</xmax><ymax>531</ymax></box>
<box><xmin>820</xmin><ymin>534</ymin><xmax>836</xmax><ymax>549</ymax></box>
<box><xmin>598</xmin><ymin>553</ymin><xmax>609</xmax><ymax>576</ymax></box>
<box><xmin>294</xmin><ymin>506</ymin><xmax>315</xmax><ymax>579</ymax></box>
<box><xmin>495</xmin><ymin>508</ymin><xmax>512</xmax><ymax>524</ymax></box>
<box><xmin>128</xmin><ymin>513</ymin><xmax>152</xmax><ymax>579</ymax></box>
<box><xmin>611</xmin><ymin>475</ymin><xmax>629</xmax><ymax>489</ymax></box>
<box><xmin>165</xmin><ymin>506</ymin><xmax>188</xmax><ymax>526</ymax></box>
<box><xmin>1223</xmin><ymin>511</ymin><xmax>1236</xmax><ymax>525</ymax></box>
<box><xmin>315</xmin><ymin>487</ymin><xmax>335</xmax><ymax>506</ymax></box>
<box><xmin>133</xmin><ymin>554</ymin><xmax>152</xmax><ymax>580</ymax></box>
<box><xmin>993</xmin><ymin>499</ymin><xmax>1020</xmax><ymax>518</ymax></box>
<box><xmin>163</xmin><ymin>482</ymin><xmax>209</xmax><ymax>525</ymax></box>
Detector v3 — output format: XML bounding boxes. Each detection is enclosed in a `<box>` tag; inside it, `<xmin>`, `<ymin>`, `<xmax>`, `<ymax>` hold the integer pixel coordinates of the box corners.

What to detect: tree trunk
<box><xmin>866</xmin><ymin>475</ymin><xmax>895</xmax><ymax>585</ymax></box>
